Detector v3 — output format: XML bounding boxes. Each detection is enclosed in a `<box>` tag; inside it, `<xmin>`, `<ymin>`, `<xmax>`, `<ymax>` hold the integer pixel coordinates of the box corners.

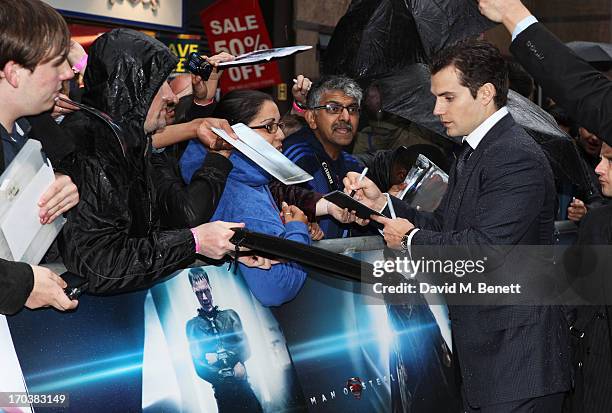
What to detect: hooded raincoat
<box><xmin>58</xmin><ymin>29</ymin><xmax>196</xmax><ymax>294</ymax></box>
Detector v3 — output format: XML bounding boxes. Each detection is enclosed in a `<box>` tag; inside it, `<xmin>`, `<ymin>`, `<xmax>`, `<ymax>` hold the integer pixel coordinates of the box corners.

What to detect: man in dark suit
<box><xmin>477</xmin><ymin>4</ymin><xmax>612</xmax><ymax>410</ymax></box>
<box><xmin>346</xmin><ymin>39</ymin><xmax>571</xmax><ymax>412</ymax></box>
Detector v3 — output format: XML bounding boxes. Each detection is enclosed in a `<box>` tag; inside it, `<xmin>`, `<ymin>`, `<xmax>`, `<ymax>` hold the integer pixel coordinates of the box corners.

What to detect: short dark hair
<box><xmin>0</xmin><ymin>0</ymin><xmax>70</xmax><ymax>71</ymax></box>
<box><xmin>213</xmin><ymin>89</ymin><xmax>274</xmax><ymax>125</ymax></box>
<box><xmin>188</xmin><ymin>268</ymin><xmax>210</xmax><ymax>287</ymax></box>
<box><xmin>430</xmin><ymin>38</ymin><xmax>509</xmax><ymax>109</ymax></box>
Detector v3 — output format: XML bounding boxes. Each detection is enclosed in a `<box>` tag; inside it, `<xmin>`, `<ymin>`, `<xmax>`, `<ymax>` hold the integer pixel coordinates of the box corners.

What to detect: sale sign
<box><xmin>200</xmin><ymin>0</ymin><xmax>281</xmax><ymax>93</ymax></box>
<box><xmin>157</xmin><ymin>36</ymin><xmax>208</xmax><ymax>74</ymax></box>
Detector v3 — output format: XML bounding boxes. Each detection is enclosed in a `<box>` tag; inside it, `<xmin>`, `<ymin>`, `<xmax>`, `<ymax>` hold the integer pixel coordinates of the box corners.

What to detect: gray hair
<box><xmin>307</xmin><ymin>75</ymin><xmax>363</xmax><ymax>108</ymax></box>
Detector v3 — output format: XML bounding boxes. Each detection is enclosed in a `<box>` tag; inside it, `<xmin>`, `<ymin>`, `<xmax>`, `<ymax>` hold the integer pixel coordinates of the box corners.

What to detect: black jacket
<box><xmin>154</xmin><ymin>148</ymin><xmax>232</xmax><ymax>229</ymax></box>
<box><xmin>511</xmin><ymin>23</ymin><xmax>612</xmax><ymax>147</ymax></box>
<box><xmin>58</xmin><ymin>29</ymin><xmax>196</xmax><ymax>294</ymax></box>
<box><xmin>0</xmin><ymin>259</ymin><xmax>33</xmax><ymax>315</ymax></box>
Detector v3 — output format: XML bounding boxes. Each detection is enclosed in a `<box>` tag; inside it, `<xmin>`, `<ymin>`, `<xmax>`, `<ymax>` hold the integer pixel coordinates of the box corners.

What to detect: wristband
<box><xmin>292</xmin><ymin>100</ymin><xmax>306</xmax><ymax>113</ymax></box>
<box><xmin>72</xmin><ymin>54</ymin><xmax>88</xmax><ymax>73</ymax></box>
<box><xmin>190</xmin><ymin>228</ymin><xmax>202</xmax><ymax>254</ymax></box>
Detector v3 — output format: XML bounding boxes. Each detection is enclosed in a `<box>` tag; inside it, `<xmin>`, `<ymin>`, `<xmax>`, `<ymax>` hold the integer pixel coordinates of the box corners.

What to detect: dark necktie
<box><xmin>455</xmin><ymin>143</ymin><xmax>473</xmax><ymax>178</ymax></box>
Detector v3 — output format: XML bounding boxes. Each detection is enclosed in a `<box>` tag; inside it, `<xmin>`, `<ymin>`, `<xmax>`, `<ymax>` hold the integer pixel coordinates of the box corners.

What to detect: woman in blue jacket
<box><xmin>181</xmin><ymin>90</ymin><xmax>310</xmax><ymax>306</ymax></box>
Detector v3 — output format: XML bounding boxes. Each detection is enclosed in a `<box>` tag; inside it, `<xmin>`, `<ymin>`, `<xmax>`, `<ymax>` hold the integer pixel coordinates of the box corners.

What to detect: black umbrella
<box><xmin>323</xmin><ymin>0</ymin><xmax>495</xmax><ymax>79</ymax></box>
<box><xmin>376</xmin><ymin>65</ymin><xmax>598</xmax><ymax>198</ymax></box>
<box><xmin>566</xmin><ymin>41</ymin><xmax>612</xmax><ymax>64</ymax></box>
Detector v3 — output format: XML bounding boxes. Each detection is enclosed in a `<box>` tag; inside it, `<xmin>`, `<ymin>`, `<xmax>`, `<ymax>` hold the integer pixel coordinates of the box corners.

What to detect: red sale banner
<box><xmin>201</xmin><ymin>0</ymin><xmax>281</xmax><ymax>93</ymax></box>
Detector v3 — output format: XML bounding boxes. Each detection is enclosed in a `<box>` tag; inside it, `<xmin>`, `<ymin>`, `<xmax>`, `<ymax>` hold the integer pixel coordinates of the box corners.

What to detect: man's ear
<box><xmin>0</xmin><ymin>61</ymin><xmax>22</xmax><ymax>88</ymax></box>
<box><xmin>478</xmin><ymin>82</ymin><xmax>496</xmax><ymax>106</ymax></box>
<box><xmin>304</xmin><ymin>109</ymin><xmax>317</xmax><ymax>130</ymax></box>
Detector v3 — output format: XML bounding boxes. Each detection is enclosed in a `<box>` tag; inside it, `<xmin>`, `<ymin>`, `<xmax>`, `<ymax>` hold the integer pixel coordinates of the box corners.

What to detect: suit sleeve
<box><xmin>511</xmin><ymin>23</ymin><xmax>612</xmax><ymax>145</ymax></box>
<box><xmin>153</xmin><ymin>151</ymin><xmax>232</xmax><ymax>229</ymax></box>
<box><xmin>388</xmin><ymin>188</ymin><xmax>450</xmax><ymax>232</ymax></box>
<box><xmin>0</xmin><ymin>259</ymin><xmax>34</xmax><ymax>315</ymax></box>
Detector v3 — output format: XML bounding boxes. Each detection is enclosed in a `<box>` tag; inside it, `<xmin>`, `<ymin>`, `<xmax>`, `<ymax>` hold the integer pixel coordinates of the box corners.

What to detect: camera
<box><xmin>187</xmin><ymin>52</ymin><xmax>213</xmax><ymax>81</ymax></box>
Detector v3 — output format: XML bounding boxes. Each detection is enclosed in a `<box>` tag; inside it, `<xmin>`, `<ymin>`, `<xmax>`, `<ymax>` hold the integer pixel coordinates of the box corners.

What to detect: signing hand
<box><xmin>343</xmin><ymin>172</ymin><xmax>386</xmax><ymax>210</ymax></box>
<box><xmin>370</xmin><ymin>215</ymin><xmax>415</xmax><ymax>250</ymax></box>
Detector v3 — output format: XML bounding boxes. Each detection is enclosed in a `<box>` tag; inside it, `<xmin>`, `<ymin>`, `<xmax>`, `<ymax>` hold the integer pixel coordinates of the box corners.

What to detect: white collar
<box><xmin>463</xmin><ymin>106</ymin><xmax>508</xmax><ymax>150</ymax></box>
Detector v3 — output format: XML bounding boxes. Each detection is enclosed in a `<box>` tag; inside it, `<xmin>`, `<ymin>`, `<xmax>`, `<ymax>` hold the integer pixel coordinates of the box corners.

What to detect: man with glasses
<box><xmin>282</xmin><ymin>75</ymin><xmax>364</xmax><ymax>238</ymax></box>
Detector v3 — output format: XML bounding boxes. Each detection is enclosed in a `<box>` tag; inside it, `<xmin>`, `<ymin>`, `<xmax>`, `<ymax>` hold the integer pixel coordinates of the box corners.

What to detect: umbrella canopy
<box><xmin>323</xmin><ymin>0</ymin><xmax>495</xmax><ymax>79</ymax></box>
<box><xmin>567</xmin><ymin>41</ymin><xmax>612</xmax><ymax>64</ymax></box>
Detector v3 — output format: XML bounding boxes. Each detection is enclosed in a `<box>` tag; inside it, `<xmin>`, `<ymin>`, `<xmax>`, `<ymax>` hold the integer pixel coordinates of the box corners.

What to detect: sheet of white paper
<box><xmin>217</xmin><ymin>46</ymin><xmax>312</xmax><ymax>68</ymax></box>
<box><xmin>211</xmin><ymin>123</ymin><xmax>312</xmax><ymax>185</ymax></box>
<box><xmin>1</xmin><ymin>161</ymin><xmax>54</xmax><ymax>261</ymax></box>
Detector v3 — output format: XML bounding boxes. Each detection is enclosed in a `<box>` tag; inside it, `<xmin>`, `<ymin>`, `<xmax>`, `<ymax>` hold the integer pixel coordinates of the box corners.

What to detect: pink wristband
<box><xmin>292</xmin><ymin>100</ymin><xmax>305</xmax><ymax>113</ymax></box>
<box><xmin>72</xmin><ymin>54</ymin><xmax>88</xmax><ymax>73</ymax></box>
<box><xmin>190</xmin><ymin>228</ymin><xmax>201</xmax><ymax>254</ymax></box>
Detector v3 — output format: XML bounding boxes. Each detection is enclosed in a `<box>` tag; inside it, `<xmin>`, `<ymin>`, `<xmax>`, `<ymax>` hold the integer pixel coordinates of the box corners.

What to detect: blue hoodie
<box><xmin>181</xmin><ymin>140</ymin><xmax>310</xmax><ymax>306</ymax></box>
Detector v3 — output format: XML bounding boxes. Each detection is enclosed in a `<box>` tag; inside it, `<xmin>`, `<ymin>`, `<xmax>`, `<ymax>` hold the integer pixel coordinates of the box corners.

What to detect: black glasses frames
<box><xmin>250</xmin><ymin>121</ymin><xmax>285</xmax><ymax>134</ymax></box>
<box><xmin>311</xmin><ymin>102</ymin><xmax>360</xmax><ymax>115</ymax></box>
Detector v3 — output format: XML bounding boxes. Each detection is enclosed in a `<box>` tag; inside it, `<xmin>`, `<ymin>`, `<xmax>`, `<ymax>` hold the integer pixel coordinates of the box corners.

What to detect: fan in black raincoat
<box><xmin>58</xmin><ymin>29</ymin><xmax>240</xmax><ymax>294</ymax></box>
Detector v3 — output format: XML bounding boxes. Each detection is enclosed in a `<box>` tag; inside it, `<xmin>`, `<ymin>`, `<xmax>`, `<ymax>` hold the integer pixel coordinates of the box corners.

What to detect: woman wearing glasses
<box><xmin>179</xmin><ymin>89</ymin><xmax>313</xmax><ymax>307</ymax></box>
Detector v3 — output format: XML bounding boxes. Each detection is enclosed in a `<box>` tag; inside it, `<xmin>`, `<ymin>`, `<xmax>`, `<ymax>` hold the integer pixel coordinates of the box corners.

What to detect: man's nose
<box><xmin>595</xmin><ymin>158</ymin><xmax>606</xmax><ymax>176</ymax></box>
<box><xmin>433</xmin><ymin>100</ymin><xmax>444</xmax><ymax>116</ymax></box>
<box><xmin>338</xmin><ymin>106</ymin><xmax>351</xmax><ymax>121</ymax></box>
<box><xmin>59</xmin><ymin>60</ymin><xmax>74</xmax><ymax>81</ymax></box>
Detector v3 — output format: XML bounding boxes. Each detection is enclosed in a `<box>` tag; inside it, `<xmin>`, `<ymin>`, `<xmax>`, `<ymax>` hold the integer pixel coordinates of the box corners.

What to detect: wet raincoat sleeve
<box><xmin>153</xmin><ymin>150</ymin><xmax>232</xmax><ymax>229</ymax></box>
